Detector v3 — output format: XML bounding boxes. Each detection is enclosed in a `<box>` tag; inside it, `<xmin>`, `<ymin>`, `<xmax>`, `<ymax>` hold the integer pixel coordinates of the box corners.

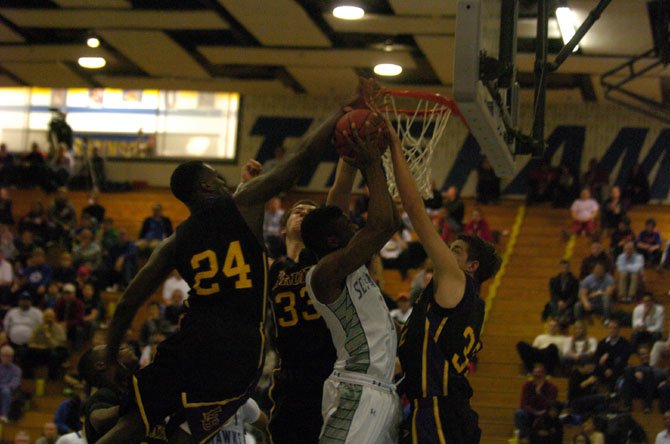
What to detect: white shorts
<box><xmin>320</xmin><ymin>371</ymin><xmax>400</xmax><ymax>444</ymax></box>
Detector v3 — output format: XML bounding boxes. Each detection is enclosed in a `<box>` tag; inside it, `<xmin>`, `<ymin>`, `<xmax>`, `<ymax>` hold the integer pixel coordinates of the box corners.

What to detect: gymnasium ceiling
<box><xmin>0</xmin><ymin>0</ymin><xmax>664</xmax><ymax>104</ymax></box>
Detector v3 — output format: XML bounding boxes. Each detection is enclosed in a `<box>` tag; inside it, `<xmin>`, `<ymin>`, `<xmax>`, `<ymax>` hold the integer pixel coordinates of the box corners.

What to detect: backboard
<box><xmin>453</xmin><ymin>0</ymin><xmax>519</xmax><ymax>178</ymax></box>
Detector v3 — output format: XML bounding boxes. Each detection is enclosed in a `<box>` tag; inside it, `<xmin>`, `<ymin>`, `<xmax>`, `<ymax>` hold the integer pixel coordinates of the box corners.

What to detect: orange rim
<box><xmin>380</xmin><ymin>88</ymin><xmax>467</xmax><ymax>125</ymax></box>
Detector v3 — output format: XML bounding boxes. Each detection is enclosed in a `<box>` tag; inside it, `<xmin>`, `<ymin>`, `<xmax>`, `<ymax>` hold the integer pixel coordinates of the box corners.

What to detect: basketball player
<box><xmin>301</xmin><ymin>127</ymin><xmax>400</xmax><ymax>444</ymax></box>
<box><xmin>97</xmin><ymin>81</ymin><xmax>372</xmax><ymax>444</ymax></box>
<box><xmin>385</xmin><ymin>112</ymin><xmax>501</xmax><ymax>443</ymax></box>
<box><xmin>268</xmin><ymin>159</ymin><xmax>357</xmax><ymax>443</ymax></box>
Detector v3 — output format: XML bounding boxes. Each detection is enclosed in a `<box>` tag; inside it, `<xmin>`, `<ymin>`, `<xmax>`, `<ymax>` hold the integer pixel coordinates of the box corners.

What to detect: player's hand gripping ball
<box><xmin>334</xmin><ymin>109</ymin><xmax>390</xmax><ymax>158</ymax></box>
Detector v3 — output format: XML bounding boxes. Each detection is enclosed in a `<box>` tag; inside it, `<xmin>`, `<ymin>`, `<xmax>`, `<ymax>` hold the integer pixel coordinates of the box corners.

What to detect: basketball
<box><xmin>333</xmin><ymin>109</ymin><xmax>390</xmax><ymax>158</ymax></box>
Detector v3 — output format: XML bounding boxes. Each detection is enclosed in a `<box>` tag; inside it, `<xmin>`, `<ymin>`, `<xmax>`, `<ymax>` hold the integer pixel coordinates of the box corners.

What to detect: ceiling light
<box><xmin>87</xmin><ymin>37</ymin><xmax>100</xmax><ymax>48</ymax></box>
<box><xmin>333</xmin><ymin>5</ymin><xmax>364</xmax><ymax>20</ymax></box>
<box><xmin>374</xmin><ymin>63</ymin><xmax>402</xmax><ymax>76</ymax></box>
<box><xmin>78</xmin><ymin>57</ymin><xmax>106</xmax><ymax>69</ymax></box>
<box><xmin>556</xmin><ymin>6</ymin><xmax>579</xmax><ymax>52</ymax></box>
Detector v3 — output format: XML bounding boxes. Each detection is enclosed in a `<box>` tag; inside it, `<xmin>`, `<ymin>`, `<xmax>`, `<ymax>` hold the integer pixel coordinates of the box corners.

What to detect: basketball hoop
<box><xmin>378</xmin><ymin>89</ymin><xmax>465</xmax><ymax>199</ymax></box>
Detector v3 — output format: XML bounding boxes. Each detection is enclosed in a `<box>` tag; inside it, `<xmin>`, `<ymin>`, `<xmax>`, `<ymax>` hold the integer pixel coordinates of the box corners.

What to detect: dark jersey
<box><xmin>398</xmin><ymin>276</ymin><xmax>484</xmax><ymax>400</ymax></box>
<box><xmin>268</xmin><ymin>252</ymin><xmax>336</xmax><ymax>379</ymax></box>
<box><xmin>173</xmin><ymin>195</ymin><xmax>267</xmax><ymax>351</ymax></box>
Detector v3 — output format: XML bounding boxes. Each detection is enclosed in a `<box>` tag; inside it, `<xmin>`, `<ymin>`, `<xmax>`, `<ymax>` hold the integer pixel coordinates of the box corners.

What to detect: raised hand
<box><xmin>340</xmin><ymin>120</ymin><xmax>383</xmax><ymax>170</ymax></box>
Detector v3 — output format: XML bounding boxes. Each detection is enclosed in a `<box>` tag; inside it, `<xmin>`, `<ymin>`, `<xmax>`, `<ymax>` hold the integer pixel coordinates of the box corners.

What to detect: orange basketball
<box><xmin>333</xmin><ymin>109</ymin><xmax>390</xmax><ymax>158</ymax></box>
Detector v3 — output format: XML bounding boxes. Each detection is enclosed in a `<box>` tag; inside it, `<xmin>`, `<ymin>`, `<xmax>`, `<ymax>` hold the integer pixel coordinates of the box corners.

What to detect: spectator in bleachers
<box><xmin>53</xmin><ymin>392</ymin><xmax>82</xmax><ymax>435</ymax></box>
<box><xmin>574</xmin><ymin>263</ymin><xmax>615</xmax><ymax>324</ymax></box>
<box><xmin>637</xmin><ymin>218</ymin><xmax>663</xmax><ymax>267</ymax></box>
<box><xmin>380</xmin><ymin>230</ymin><xmax>412</xmax><ymax>279</ymax></box>
<box><xmin>96</xmin><ymin>218</ymin><xmax>119</xmax><ymax>253</ymax></box>
<box><xmin>0</xmin><ymin>249</ymin><xmax>13</xmax><ymax>309</ymax></box>
<box><xmin>601</xmin><ymin>186</ymin><xmax>627</xmax><ymax>234</ymax></box>
<box><xmin>562</xmin><ymin>320</ymin><xmax>598</xmax><ymax>369</ymax></box>
<box><xmin>81</xmin><ymin>283</ymin><xmax>103</xmax><ymax>339</ymax></box>
<box><xmin>440</xmin><ymin>185</ymin><xmax>464</xmax><ymax>241</ymax></box>
<box><xmin>51</xmin><ymin>252</ymin><xmax>75</xmax><ymax>287</ymax></box>
<box><xmin>424</xmin><ymin>181</ymin><xmax>444</xmax><ymax>211</ymax></box>
<box><xmin>552</xmin><ymin>165</ymin><xmax>578</xmax><ymax>208</ymax></box>
<box><xmin>623</xmin><ymin>162</ymin><xmax>650</xmax><ymax>205</ymax></box>
<box><xmin>105</xmin><ymin>228</ymin><xmax>137</xmax><ymax>290</ymax></box>
<box><xmin>543</xmin><ymin>259</ymin><xmax>579</xmax><ymax>327</ymax></box>
<box><xmin>71</xmin><ymin>214</ymin><xmax>97</xmax><ymax>240</ymax></box>
<box><xmin>476</xmin><ymin>157</ymin><xmax>501</xmax><ymax>204</ymax></box>
<box><xmin>582</xmin><ymin>415</ymin><xmax>605</xmax><ymax>444</ymax></box>
<box><xmin>72</xmin><ymin>229</ymin><xmax>101</xmax><ymax>272</ymax></box>
<box><xmin>0</xmin><ymin>144</ymin><xmax>15</xmax><ymax>187</ymax></box>
<box><xmin>0</xmin><ymin>188</ymin><xmax>13</xmax><ymax>226</ymax></box>
<box><xmin>514</xmin><ymin>364</ymin><xmax>558</xmax><ymax>440</ymax></box>
<box><xmin>581</xmin><ymin>158</ymin><xmax>609</xmax><ymax>203</ymax></box>
<box><xmin>54</xmin><ymin>283</ymin><xmax>85</xmax><ymax>351</ymax></box>
<box><xmin>580</xmin><ymin>241</ymin><xmax>614</xmax><ymax>279</ymax></box>
<box><xmin>163</xmin><ymin>288</ymin><xmax>185</xmax><ymax>329</ymax></box>
<box><xmin>161</xmin><ymin>271</ymin><xmax>190</xmax><ymax>305</ymax></box>
<box><xmin>0</xmin><ymin>345</ymin><xmax>21</xmax><ymax>423</ymax></box>
<box><xmin>463</xmin><ymin>208</ymin><xmax>494</xmax><ymax>243</ymax></box>
<box><xmin>24</xmin><ymin>308</ymin><xmax>67</xmax><ymax>380</ymax></box>
<box><xmin>610</xmin><ymin>216</ymin><xmax>635</xmax><ymax>260</ymax></box>
<box><xmin>35</xmin><ymin>422</ymin><xmax>60</xmax><ymax>444</ymax></box>
<box><xmin>41</xmin><ymin>283</ymin><xmax>60</xmax><ymax>310</ymax></box>
<box><xmin>81</xmin><ymin>193</ymin><xmax>105</xmax><ymax>225</ymax></box>
<box><xmin>138</xmin><ymin>302</ymin><xmax>170</xmax><ymax>348</ymax></box>
<box><xmin>526</xmin><ymin>160</ymin><xmax>557</xmax><ymax>205</ymax></box>
<box><xmin>20</xmin><ymin>248</ymin><xmax>52</xmax><ymax>300</ymax></box>
<box><xmin>529</xmin><ymin>400</ymin><xmax>563</xmax><ymax>444</ymax></box>
<box><xmin>390</xmin><ymin>293</ymin><xmax>413</xmax><ymax>325</ymax></box>
<box><xmin>616</xmin><ymin>241</ymin><xmax>645</xmax><ymax>302</ymax></box>
<box><xmin>516</xmin><ymin>318</ymin><xmax>567</xmax><ymax>375</ymax></box>
<box><xmin>631</xmin><ymin>293</ymin><xmax>665</xmax><ymax>352</ymax></box>
<box><xmin>47</xmin><ymin>189</ymin><xmax>77</xmax><ymax>245</ymax></box>
<box><xmin>594</xmin><ymin>319</ymin><xmax>631</xmax><ymax>391</ymax></box>
<box><xmin>263</xmin><ymin>196</ymin><xmax>285</xmax><ymax>258</ymax></box>
<box><xmin>4</xmin><ymin>291</ymin><xmax>43</xmax><ymax>361</ymax></box>
<box><xmin>50</xmin><ymin>144</ymin><xmax>74</xmax><ymax>187</ymax></box>
<box><xmin>571</xmin><ymin>189</ymin><xmax>600</xmax><ymax>237</ymax></box>
<box><xmin>136</xmin><ymin>203</ymin><xmax>173</xmax><ymax>254</ymax></box>
<box><xmin>650</xmin><ymin>324</ymin><xmax>670</xmax><ymax>369</ymax></box>
<box><xmin>568</xmin><ymin>361</ymin><xmax>607</xmax><ymax>415</ymax></box>
<box><xmin>621</xmin><ymin>345</ymin><xmax>666</xmax><ymax>413</ymax></box>
<box><xmin>17</xmin><ymin>201</ymin><xmax>49</xmax><ymax>245</ymax></box>
<box><xmin>13</xmin><ymin>230</ymin><xmax>37</xmax><ymax>268</ymax></box>
<box><xmin>19</xmin><ymin>142</ymin><xmax>46</xmax><ymax>189</ymax></box>
<box><xmin>654</xmin><ymin>411</ymin><xmax>670</xmax><ymax>444</ymax></box>
<box><xmin>0</xmin><ymin>224</ymin><xmax>16</xmax><ymax>261</ymax></box>
<box><xmin>13</xmin><ymin>431</ymin><xmax>29</xmax><ymax>444</ymax></box>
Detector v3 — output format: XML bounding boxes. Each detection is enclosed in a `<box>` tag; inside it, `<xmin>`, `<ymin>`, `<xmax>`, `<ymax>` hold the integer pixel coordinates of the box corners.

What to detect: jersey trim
<box><xmin>411</xmin><ymin>399</ymin><xmax>419</xmax><ymax>443</ymax></box>
<box><xmin>433</xmin><ymin>396</ymin><xmax>447</xmax><ymax>444</ymax></box>
<box><xmin>327</xmin><ymin>287</ymin><xmax>371</xmax><ymax>374</ymax></box>
<box><xmin>434</xmin><ymin>317</ymin><xmax>448</xmax><ymax>342</ymax></box>
<box><xmin>321</xmin><ymin>383</ymin><xmax>363</xmax><ymax>443</ymax></box>
<box><xmin>132</xmin><ymin>375</ymin><xmax>150</xmax><ymax>437</ymax></box>
<box><xmin>421</xmin><ymin>318</ymin><xmax>430</xmax><ymax>398</ymax></box>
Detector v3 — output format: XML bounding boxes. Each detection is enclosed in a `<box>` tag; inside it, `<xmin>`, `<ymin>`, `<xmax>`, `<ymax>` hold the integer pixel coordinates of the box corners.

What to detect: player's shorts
<box><xmin>129</xmin><ymin>311</ymin><xmax>263</xmax><ymax>444</ymax></box>
<box><xmin>400</xmin><ymin>396</ymin><xmax>481</xmax><ymax>444</ymax></box>
<box><xmin>269</xmin><ymin>367</ymin><xmax>326</xmax><ymax>444</ymax></box>
<box><xmin>320</xmin><ymin>370</ymin><xmax>400</xmax><ymax>444</ymax></box>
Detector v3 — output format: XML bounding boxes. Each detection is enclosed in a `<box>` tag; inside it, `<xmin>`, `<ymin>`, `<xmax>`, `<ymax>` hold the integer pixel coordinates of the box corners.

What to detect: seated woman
<box><xmin>463</xmin><ymin>208</ymin><xmax>494</xmax><ymax>243</ymax></box>
<box><xmin>570</xmin><ymin>189</ymin><xmax>599</xmax><ymax>237</ymax></box>
<box><xmin>562</xmin><ymin>320</ymin><xmax>598</xmax><ymax>370</ymax></box>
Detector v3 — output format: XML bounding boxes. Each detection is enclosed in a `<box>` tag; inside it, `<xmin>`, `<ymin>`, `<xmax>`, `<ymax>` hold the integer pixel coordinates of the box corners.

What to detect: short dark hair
<box><xmin>170</xmin><ymin>161</ymin><xmax>207</xmax><ymax>205</ymax></box>
<box><xmin>280</xmin><ymin>199</ymin><xmax>318</xmax><ymax>228</ymax></box>
<box><xmin>457</xmin><ymin>233</ymin><xmax>501</xmax><ymax>284</ymax></box>
<box><xmin>301</xmin><ymin>205</ymin><xmax>347</xmax><ymax>258</ymax></box>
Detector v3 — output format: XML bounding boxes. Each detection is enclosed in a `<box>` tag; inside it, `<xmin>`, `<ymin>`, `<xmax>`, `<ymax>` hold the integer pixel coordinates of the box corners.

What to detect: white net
<box><xmin>381</xmin><ymin>93</ymin><xmax>453</xmax><ymax>199</ymax></box>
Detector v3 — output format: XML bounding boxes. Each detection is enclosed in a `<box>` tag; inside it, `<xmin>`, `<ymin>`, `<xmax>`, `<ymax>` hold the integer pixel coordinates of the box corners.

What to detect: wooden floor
<box><xmin>3</xmin><ymin>188</ymin><xmax>670</xmax><ymax>443</ymax></box>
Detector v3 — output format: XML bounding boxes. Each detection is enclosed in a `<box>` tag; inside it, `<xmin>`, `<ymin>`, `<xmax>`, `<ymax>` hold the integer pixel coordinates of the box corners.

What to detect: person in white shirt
<box><xmin>182</xmin><ymin>398</ymin><xmax>268</xmax><ymax>444</ymax></box>
<box><xmin>516</xmin><ymin>318</ymin><xmax>568</xmax><ymax>375</ymax></box>
<box><xmin>562</xmin><ymin>320</ymin><xmax>598</xmax><ymax>369</ymax></box>
<box><xmin>0</xmin><ymin>249</ymin><xmax>13</xmax><ymax>306</ymax></box>
<box><xmin>616</xmin><ymin>241</ymin><xmax>645</xmax><ymax>302</ymax></box>
<box><xmin>55</xmin><ymin>431</ymin><xmax>85</xmax><ymax>444</ymax></box>
<box><xmin>389</xmin><ymin>293</ymin><xmax>413</xmax><ymax>325</ymax></box>
<box><xmin>570</xmin><ymin>189</ymin><xmax>599</xmax><ymax>237</ymax></box>
<box><xmin>160</xmin><ymin>272</ymin><xmax>190</xmax><ymax>305</ymax></box>
<box><xmin>655</xmin><ymin>410</ymin><xmax>670</xmax><ymax>444</ymax></box>
<box><xmin>632</xmin><ymin>293</ymin><xmax>665</xmax><ymax>352</ymax></box>
<box><xmin>3</xmin><ymin>292</ymin><xmax>43</xmax><ymax>355</ymax></box>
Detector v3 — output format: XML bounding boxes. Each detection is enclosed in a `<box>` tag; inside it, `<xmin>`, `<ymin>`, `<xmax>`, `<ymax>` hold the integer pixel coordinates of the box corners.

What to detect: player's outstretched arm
<box><xmin>387</xmin><ymin>118</ymin><xmax>466</xmax><ymax>308</ymax></box>
<box><xmin>326</xmin><ymin>158</ymin><xmax>357</xmax><ymax>213</ymax></box>
<box><xmin>105</xmin><ymin>235</ymin><xmax>176</xmax><ymax>368</ymax></box>
<box><xmin>311</xmin><ymin>127</ymin><xmax>398</xmax><ymax>304</ymax></box>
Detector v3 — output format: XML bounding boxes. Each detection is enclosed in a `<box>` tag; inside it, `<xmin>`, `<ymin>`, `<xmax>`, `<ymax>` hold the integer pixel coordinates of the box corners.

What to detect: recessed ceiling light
<box><xmin>78</xmin><ymin>57</ymin><xmax>106</xmax><ymax>69</ymax></box>
<box><xmin>374</xmin><ymin>63</ymin><xmax>402</xmax><ymax>76</ymax></box>
<box><xmin>333</xmin><ymin>5</ymin><xmax>364</xmax><ymax>20</ymax></box>
<box><xmin>87</xmin><ymin>37</ymin><xmax>100</xmax><ymax>48</ymax></box>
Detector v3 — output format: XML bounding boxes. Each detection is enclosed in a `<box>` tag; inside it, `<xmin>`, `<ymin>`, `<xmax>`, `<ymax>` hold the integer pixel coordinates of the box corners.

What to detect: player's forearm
<box><xmin>362</xmin><ymin>163</ymin><xmax>396</xmax><ymax>234</ymax></box>
<box><xmin>326</xmin><ymin>159</ymin><xmax>357</xmax><ymax>213</ymax></box>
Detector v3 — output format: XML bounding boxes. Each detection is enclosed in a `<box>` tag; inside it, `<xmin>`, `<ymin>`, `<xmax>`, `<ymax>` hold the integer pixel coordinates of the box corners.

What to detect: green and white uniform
<box><xmin>306</xmin><ymin>265</ymin><xmax>400</xmax><ymax>444</ymax></box>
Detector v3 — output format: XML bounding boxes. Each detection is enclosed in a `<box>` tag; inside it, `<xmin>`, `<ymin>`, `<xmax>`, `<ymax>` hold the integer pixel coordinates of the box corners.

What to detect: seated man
<box><xmin>574</xmin><ymin>262</ymin><xmax>615</xmax><ymax>324</ymax></box>
<box><xmin>570</xmin><ymin>189</ymin><xmax>599</xmax><ymax>237</ymax></box>
<box><xmin>516</xmin><ymin>318</ymin><xmax>567</xmax><ymax>375</ymax></box>
<box><xmin>594</xmin><ymin>319</ymin><xmax>631</xmax><ymax>390</ymax></box>
<box><xmin>4</xmin><ymin>291</ymin><xmax>44</xmax><ymax>360</ymax></box>
<box><xmin>514</xmin><ymin>364</ymin><xmax>558</xmax><ymax>440</ymax></box>
<box><xmin>620</xmin><ymin>345</ymin><xmax>666</xmax><ymax>413</ymax></box>
<box><xmin>636</xmin><ymin>218</ymin><xmax>663</xmax><ymax>266</ymax></box>
<box><xmin>631</xmin><ymin>293</ymin><xmax>665</xmax><ymax>352</ymax></box>
<box><xmin>54</xmin><ymin>283</ymin><xmax>85</xmax><ymax>351</ymax></box>
<box><xmin>580</xmin><ymin>241</ymin><xmax>614</xmax><ymax>279</ymax></box>
<box><xmin>25</xmin><ymin>308</ymin><xmax>68</xmax><ymax>380</ymax></box>
<box><xmin>135</xmin><ymin>203</ymin><xmax>173</xmax><ymax>254</ymax></box>
<box><xmin>543</xmin><ymin>259</ymin><xmax>579</xmax><ymax>327</ymax></box>
<box><xmin>616</xmin><ymin>241</ymin><xmax>644</xmax><ymax>302</ymax></box>
<box><xmin>610</xmin><ymin>216</ymin><xmax>634</xmax><ymax>259</ymax></box>
<box><xmin>0</xmin><ymin>345</ymin><xmax>21</xmax><ymax>422</ymax></box>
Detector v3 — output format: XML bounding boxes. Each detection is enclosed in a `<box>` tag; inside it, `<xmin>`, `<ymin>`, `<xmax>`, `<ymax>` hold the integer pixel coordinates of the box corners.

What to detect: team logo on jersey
<box><xmin>201</xmin><ymin>406</ymin><xmax>223</xmax><ymax>432</ymax></box>
<box><xmin>272</xmin><ymin>267</ymin><xmax>309</xmax><ymax>290</ymax></box>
